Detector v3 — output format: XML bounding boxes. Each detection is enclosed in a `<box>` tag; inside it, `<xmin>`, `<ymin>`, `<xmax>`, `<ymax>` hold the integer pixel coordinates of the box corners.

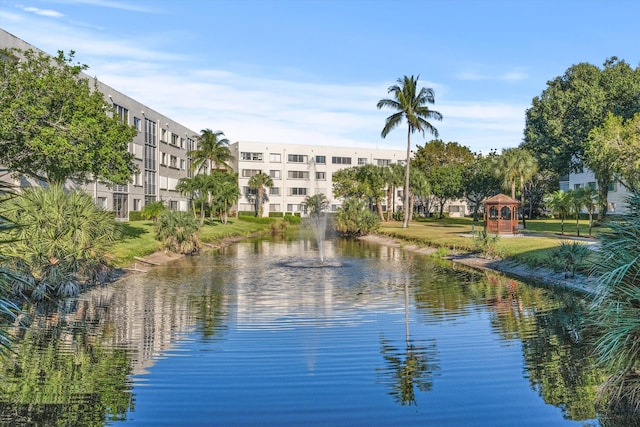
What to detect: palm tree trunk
<box><xmin>403</xmin><ymin>128</ymin><xmax>411</xmax><ymax>228</ymax></box>
<box><xmin>257</xmin><ymin>187</ymin><xmax>263</xmax><ymax>217</ymax></box>
<box><xmin>520</xmin><ymin>174</ymin><xmax>526</xmax><ymax>229</ymax></box>
<box><xmin>386</xmin><ymin>187</ymin><xmax>392</xmax><ymax>222</ymax></box>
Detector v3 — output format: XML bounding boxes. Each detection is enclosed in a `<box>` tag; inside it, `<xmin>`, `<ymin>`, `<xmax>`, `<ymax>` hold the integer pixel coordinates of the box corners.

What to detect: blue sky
<box><xmin>1</xmin><ymin>0</ymin><xmax>638</xmax><ymax>154</ymax></box>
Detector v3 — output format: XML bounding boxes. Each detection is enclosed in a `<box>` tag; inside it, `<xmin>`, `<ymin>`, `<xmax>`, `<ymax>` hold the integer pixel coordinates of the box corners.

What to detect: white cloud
<box><xmin>21</xmin><ymin>6</ymin><xmax>64</xmax><ymax>17</ymax></box>
<box><xmin>455</xmin><ymin>69</ymin><xmax>528</xmax><ymax>82</ymax></box>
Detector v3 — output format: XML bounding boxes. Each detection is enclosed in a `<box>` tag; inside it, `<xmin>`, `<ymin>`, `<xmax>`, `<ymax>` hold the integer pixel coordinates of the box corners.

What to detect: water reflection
<box><xmin>0</xmin><ymin>238</ymin><xmax>607</xmax><ymax>425</ymax></box>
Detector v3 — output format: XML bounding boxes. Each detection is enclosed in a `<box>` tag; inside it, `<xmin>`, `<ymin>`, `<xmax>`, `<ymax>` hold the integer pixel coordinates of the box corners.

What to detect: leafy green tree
<box><xmin>335</xmin><ymin>198</ymin><xmax>379</xmax><ymax>236</ymax></box>
<box><xmin>332</xmin><ymin>167</ymin><xmax>362</xmax><ymax>199</ymax></box>
<box><xmin>428</xmin><ymin>164</ymin><xmax>464</xmax><ymax>219</ymax></box>
<box><xmin>209</xmin><ymin>171</ymin><xmax>240</xmax><ymax>224</ymax></box>
<box><xmin>357</xmin><ymin>164</ymin><xmax>387</xmax><ymax>220</ymax></box>
<box><xmin>188</xmin><ymin>129</ymin><xmax>234</xmax><ymax>174</ymax></box>
<box><xmin>409</xmin><ymin>167</ymin><xmax>430</xmax><ymax>220</ymax></box>
<box><xmin>0</xmin><ymin>186</ymin><xmax>119</xmax><ymax>299</ymax></box>
<box><xmin>462</xmin><ymin>152</ymin><xmax>502</xmax><ymax>221</ymax></box>
<box><xmin>248</xmin><ymin>172</ymin><xmax>273</xmax><ymax>217</ymax></box>
<box><xmin>302</xmin><ymin>193</ymin><xmax>330</xmax><ymax>218</ymax></box>
<box><xmin>0</xmin><ymin>48</ymin><xmax>137</xmax><ymax>185</ymax></box>
<box><xmin>176</xmin><ymin>176</ymin><xmax>200</xmax><ymax>218</ymax></box>
<box><xmin>546</xmin><ymin>190</ymin><xmax>571</xmax><ymax>235</ymax></box>
<box><xmin>377</xmin><ymin>75</ymin><xmax>442</xmax><ymax>228</ymax></box>
<box><xmin>155</xmin><ymin>210</ymin><xmax>200</xmax><ymax>254</ymax></box>
<box><xmin>523</xmin><ymin>58</ymin><xmax>640</xmax><ymax>176</ymax></box>
<box><xmin>496</xmin><ymin>147</ymin><xmax>537</xmax><ymax>227</ymax></box>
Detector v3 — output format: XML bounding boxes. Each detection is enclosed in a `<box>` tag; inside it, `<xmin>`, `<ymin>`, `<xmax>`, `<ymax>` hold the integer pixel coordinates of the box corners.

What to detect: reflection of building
<box><xmin>230</xmin><ymin>141</ymin><xmax>407</xmax><ymax>216</ymax></box>
<box><xmin>1</xmin><ymin>29</ymin><xmax>197</xmax><ymax>219</ymax></box>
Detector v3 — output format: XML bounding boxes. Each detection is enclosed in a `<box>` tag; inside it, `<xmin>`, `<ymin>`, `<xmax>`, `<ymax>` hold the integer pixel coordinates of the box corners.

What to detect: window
<box><xmin>316</xmin><ymin>172</ymin><xmax>326</xmax><ymax>180</ymax></box>
<box><xmin>574</xmin><ymin>183</ymin><xmax>582</xmax><ymax>190</ymax></box>
<box><xmin>180</xmin><ymin>137</ymin><xmax>186</xmax><ymax>149</ymax></box>
<box><xmin>288</xmin><ymin>170</ymin><xmax>309</xmax><ymax>179</ymax></box>
<box><xmin>169</xmin><ymin>200</ymin><xmax>178</xmax><ymax>210</ymax></box>
<box><xmin>270</xmin><ymin>187</ymin><xmax>280</xmax><ymax>195</ymax></box>
<box><xmin>608</xmin><ymin>182</ymin><xmax>617</xmax><ymax>192</ymax></box>
<box><xmin>376</xmin><ymin>159</ymin><xmax>391</xmax><ymax>167</ymax></box>
<box><xmin>269</xmin><ymin>153</ymin><xmax>281</xmax><ymax>162</ymax></box>
<box><xmin>96</xmin><ymin>197</ymin><xmax>107</xmax><ymax>209</ymax></box>
<box><xmin>315</xmin><ymin>155</ymin><xmax>326</xmax><ymax>164</ymax></box>
<box><xmin>288</xmin><ymin>154</ymin><xmax>307</xmax><ymax>163</ymax></box>
<box><xmin>290</xmin><ymin>187</ymin><xmax>307</xmax><ymax>196</ymax></box>
<box><xmin>180</xmin><ymin>159</ymin><xmax>186</xmax><ymax>170</ymax></box>
<box><xmin>358</xmin><ymin>158</ymin><xmax>368</xmax><ymax>165</ymax></box>
<box><xmin>113</xmin><ymin>104</ymin><xmax>129</xmax><ymax>124</ymax></box>
<box><xmin>242</xmin><ymin>169</ymin><xmax>261</xmax><ymax>178</ymax></box>
<box><xmin>113</xmin><ymin>183</ymin><xmax>128</xmax><ymax>193</ymax></box>
<box><xmin>161</xmin><ymin>128</ymin><xmax>168</xmax><ymax>143</ymax></box>
<box><xmin>241</xmin><ymin>152</ymin><xmax>263</xmax><ymax>161</ymax></box>
<box><xmin>269</xmin><ymin>203</ymin><xmax>281</xmax><ymax>212</ymax></box>
<box><xmin>171</xmin><ymin>134</ymin><xmax>179</xmax><ymax>145</ymax></box>
<box><xmin>145</xmin><ymin>195</ymin><xmax>156</xmax><ymax>204</ymax></box>
<box><xmin>287</xmin><ymin>204</ymin><xmax>302</xmax><ymax>212</ymax></box>
<box><xmin>144</xmin><ymin>171</ymin><xmax>156</xmax><ymax>196</ymax></box>
<box><xmin>113</xmin><ymin>194</ymin><xmax>128</xmax><ymax>219</ymax></box>
<box><xmin>160</xmin><ymin>152</ymin><xmax>167</xmax><ymax>166</ymax></box>
<box><xmin>170</xmin><ymin>155</ymin><xmax>178</xmax><ymax>168</ymax></box>
<box><xmin>269</xmin><ymin>170</ymin><xmax>281</xmax><ymax>179</ymax></box>
<box><xmin>244</xmin><ymin>187</ymin><xmax>258</xmax><ymax>197</ymax></box>
<box><xmin>332</xmin><ymin>156</ymin><xmax>351</xmax><ymax>165</ymax></box>
<box><xmin>134</xmin><ymin>117</ymin><xmax>142</xmax><ymax>131</ymax></box>
<box><xmin>134</xmin><ymin>173</ymin><xmax>142</xmax><ymax>186</ymax></box>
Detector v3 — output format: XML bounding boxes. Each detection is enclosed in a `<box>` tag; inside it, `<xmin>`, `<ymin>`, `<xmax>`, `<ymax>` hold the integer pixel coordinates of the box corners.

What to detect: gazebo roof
<box><xmin>483</xmin><ymin>193</ymin><xmax>520</xmax><ymax>205</ymax></box>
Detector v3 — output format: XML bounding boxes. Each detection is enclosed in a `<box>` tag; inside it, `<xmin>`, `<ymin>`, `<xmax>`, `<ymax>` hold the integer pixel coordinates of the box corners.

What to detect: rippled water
<box><xmin>0</xmin><ymin>238</ymin><xmax>604</xmax><ymax>426</ymax></box>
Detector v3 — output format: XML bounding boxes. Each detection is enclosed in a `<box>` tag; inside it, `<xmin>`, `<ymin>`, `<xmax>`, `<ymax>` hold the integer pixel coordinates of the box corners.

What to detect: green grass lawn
<box><xmin>377</xmin><ymin>216</ymin><xmax>605</xmax><ymax>268</ymax></box>
<box><xmin>110</xmin><ymin>217</ymin><xmax>271</xmax><ymax>267</ymax></box>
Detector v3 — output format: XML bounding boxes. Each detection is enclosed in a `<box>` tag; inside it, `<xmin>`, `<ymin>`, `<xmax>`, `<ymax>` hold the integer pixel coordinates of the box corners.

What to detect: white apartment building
<box><xmin>1</xmin><ymin>29</ymin><xmax>197</xmax><ymax>220</ymax></box>
<box><xmin>568</xmin><ymin>168</ymin><xmax>631</xmax><ymax>214</ymax></box>
<box><xmin>230</xmin><ymin>141</ymin><xmax>407</xmax><ymax>216</ymax></box>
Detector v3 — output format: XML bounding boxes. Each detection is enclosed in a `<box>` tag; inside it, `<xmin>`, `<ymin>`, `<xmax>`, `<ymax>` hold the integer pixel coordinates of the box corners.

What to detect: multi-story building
<box><xmin>568</xmin><ymin>168</ymin><xmax>631</xmax><ymax>214</ymax></box>
<box><xmin>230</xmin><ymin>141</ymin><xmax>407</xmax><ymax>216</ymax></box>
<box><xmin>1</xmin><ymin>29</ymin><xmax>197</xmax><ymax>220</ymax></box>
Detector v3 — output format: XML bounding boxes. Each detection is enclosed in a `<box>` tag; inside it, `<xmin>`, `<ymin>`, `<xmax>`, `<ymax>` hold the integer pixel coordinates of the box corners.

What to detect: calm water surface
<box><xmin>1</xmin><ymin>238</ymin><xmax>604</xmax><ymax>426</ymax></box>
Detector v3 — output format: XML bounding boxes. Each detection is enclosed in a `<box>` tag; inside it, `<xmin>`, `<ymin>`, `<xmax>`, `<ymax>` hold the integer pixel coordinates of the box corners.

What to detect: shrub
<box><xmin>128</xmin><ymin>211</ymin><xmax>143</xmax><ymax>221</ymax></box>
<box><xmin>283</xmin><ymin>214</ymin><xmax>302</xmax><ymax>224</ymax></box>
<box><xmin>154</xmin><ymin>210</ymin><xmax>200</xmax><ymax>254</ymax></box>
<box><xmin>472</xmin><ymin>230</ymin><xmax>500</xmax><ymax>258</ymax></box>
<box><xmin>141</xmin><ymin>201</ymin><xmax>166</xmax><ymax>222</ymax></box>
<box><xmin>0</xmin><ymin>186</ymin><xmax>119</xmax><ymax>299</ymax></box>
<box><xmin>548</xmin><ymin>240</ymin><xmax>590</xmax><ymax>278</ymax></box>
<box><xmin>335</xmin><ymin>198</ymin><xmax>379</xmax><ymax>236</ymax></box>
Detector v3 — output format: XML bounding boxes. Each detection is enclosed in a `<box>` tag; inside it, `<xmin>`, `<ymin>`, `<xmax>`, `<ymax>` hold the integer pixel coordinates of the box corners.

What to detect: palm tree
<box><xmin>248</xmin><ymin>172</ymin><xmax>273</xmax><ymax>217</ymax></box>
<box><xmin>386</xmin><ymin>163</ymin><xmax>405</xmax><ymax>221</ymax></box>
<box><xmin>546</xmin><ymin>190</ymin><xmax>571</xmax><ymax>235</ymax></box>
<box><xmin>210</xmin><ymin>172</ymin><xmax>240</xmax><ymax>224</ymax></box>
<box><xmin>568</xmin><ymin>189</ymin><xmax>584</xmax><ymax>237</ymax></box>
<box><xmin>377</xmin><ymin>75</ymin><xmax>442</xmax><ymax>228</ymax></box>
<box><xmin>189</xmin><ymin>129</ymin><xmax>234</xmax><ymax>174</ymax></box>
<box><xmin>577</xmin><ymin>186</ymin><xmax>598</xmax><ymax>237</ymax></box>
<box><xmin>176</xmin><ymin>176</ymin><xmax>199</xmax><ymax>218</ymax></box>
<box><xmin>497</xmin><ymin>148</ymin><xmax>537</xmax><ymax>228</ymax></box>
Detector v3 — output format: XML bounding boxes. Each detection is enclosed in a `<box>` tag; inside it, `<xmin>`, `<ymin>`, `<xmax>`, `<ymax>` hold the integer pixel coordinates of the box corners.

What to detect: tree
<box><xmin>523</xmin><ymin>58</ymin><xmax>640</xmax><ymax>177</ymax></box>
<box><xmin>428</xmin><ymin>164</ymin><xmax>464</xmax><ymax>219</ymax></box>
<box><xmin>385</xmin><ymin>163</ymin><xmax>405</xmax><ymax>221</ymax></box>
<box><xmin>496</xmin><ymin>148</ymin><xmax>537</xmax><ymax>228</ymax></box>
<box><xmin>567</xmin><ymin>189</ymin><xmax>585</xmax><ymax>237</ymax></box>
<box><xmin>546</xmin><ymin>190</ymin><xmax>571</xmax><ymax>235</ymax></box>
<box><xmin>176</xmin><ymin>176</ymin><xmax>200</xmax><ymax>218</ymax></box>
<box><xmin>462</xmin><ymin>152</ymin><xmax>502</xmax><ymax>221</ymax></box>
<box><xmin>302</xmin><ymin>193</ymin><xmax>330</xmax><ymax>218</ymax></box>
<box><xmin>576</xmin><ymin>186</ymin><xmax>598</xmax><ymax>237</ymax></box>
<box><xmin>248</xmin><ymin>172</ymin><xmax>273</xmax><ymax>217</ymax></box>
<box><xmin>155</xmin><ymin>210</ymin><xmax>200</xmax><ymax>254</ymax></box>
<box><xmin>377</xmin><ymin>75</ymin><xmax>442</xmax><ymax>228</ymax></box>
<box><xmin>0</xmin><ymin>48</ymin><xmax>137</xmax><ymax>185</ymax></box>
<box><xmin>335</xmin><ymin>198</ymin><xmax>379</xmax><ymax>236</ymax></box>
<box><xmin>188</xmin><ymin>129</ymin><xmax>234</xmax><ymax>174</ymax></box>
<box><xmin>209</xmin><ymin>171</ymin><xmax>240</xmax><ymax>224</ymax></box>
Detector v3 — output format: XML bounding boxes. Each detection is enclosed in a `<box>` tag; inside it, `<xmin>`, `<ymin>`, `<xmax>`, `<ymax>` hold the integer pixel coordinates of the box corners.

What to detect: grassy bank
<box><xmin>377</xmin><ymin>217</ymin><xmax>605</xmax><ymax>267</ymax></box>
<box><xmin>110</xmin><ymin>217</ymin><xmax>272</xmax><ymax>267</ymax></box>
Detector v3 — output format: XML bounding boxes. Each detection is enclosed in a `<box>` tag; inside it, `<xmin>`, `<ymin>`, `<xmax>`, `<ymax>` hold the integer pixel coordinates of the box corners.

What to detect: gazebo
<box><xmin>483</xmin><ymin>193</ymin><xmax>520</xmax><ymax>234</ymax></box>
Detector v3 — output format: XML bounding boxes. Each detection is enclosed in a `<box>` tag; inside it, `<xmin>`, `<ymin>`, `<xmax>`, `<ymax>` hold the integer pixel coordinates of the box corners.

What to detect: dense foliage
<box><xmin>335</xmin><ymin>198</ymin><xmax>379</xmax><ymax>236</ymax></box>
<box><xmin>0</xmin><ymin>48</ymin><xmax>137</xmax><ymax>185</ymax></box>
<box><xmin>0</xmin><ymin>186</ymin><xmax>119</xmax><ymax>299</ymax></box>
<box><xmin>154</xmin><ymin>210</ymin><xmax>201</xmax><ymax>254</ymax></box>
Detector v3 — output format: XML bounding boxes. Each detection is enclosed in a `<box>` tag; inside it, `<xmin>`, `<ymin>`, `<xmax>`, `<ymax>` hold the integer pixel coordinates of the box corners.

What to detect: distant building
<box><xmin>568</xmin><ymin>168</ymin><xmax>631</xmax><ymax>214</ymax></box>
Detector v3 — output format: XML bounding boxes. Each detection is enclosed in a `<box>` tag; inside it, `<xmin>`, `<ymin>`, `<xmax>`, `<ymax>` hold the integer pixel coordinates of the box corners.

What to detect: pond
<box><xmin>0</xmin><ymin>237</ymin><xmax>604</xmax><ymax>426</ymax></box>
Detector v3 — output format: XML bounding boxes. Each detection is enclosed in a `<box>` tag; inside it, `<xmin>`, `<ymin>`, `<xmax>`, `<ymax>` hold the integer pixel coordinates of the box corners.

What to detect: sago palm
<box><xmin>377</xmin><ymin>75</ymin><xmax>442</xmax><ymax>228</ymax></box>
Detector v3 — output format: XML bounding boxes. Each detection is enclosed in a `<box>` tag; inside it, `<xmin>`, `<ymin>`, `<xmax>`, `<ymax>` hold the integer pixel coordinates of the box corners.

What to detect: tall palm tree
<box><xmin>577</xmin><ymin>186</ymin><xmax>598</xmax><ymax>237</ymax></box>
<box><xmin>377</xmin><ymin>75</ymin><xmax>442</xmax><ymax>228</ymax></box>
<box><xmin>176</xmin><ymin>176</ymin><xmax>199</xmax><ymax>218</ymax></box>
<box><xmin>546</xmin><ymin>190</ymin><xmax>571</xmax><ymax>235</ymax></box>
<box><xmin>189</xmin><ymin>129</ymin><xmax>234</xmax><ymax>175</ymax></box>
<box><xmin>248</xmin><ymin>172</ymin><xmax>273</xmax><ymax>217</ymax></box>
<box><xmin>497</xmin><ymin>148</ymin><xmax>537</xmax><ymax>228</ymax></box>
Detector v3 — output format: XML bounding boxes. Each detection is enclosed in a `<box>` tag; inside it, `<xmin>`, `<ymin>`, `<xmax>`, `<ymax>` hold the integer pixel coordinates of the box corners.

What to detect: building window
<box><xmin>180</xmin><ymin>159</ymin><xmax>186</xmax><ymax>170</ymax></box>
<box><xmin>171</xmin><ymin>133</ymin><xmax>179</xmax><ymax>146</ymax></box>
<box><xmin>160</xmin><ymin>152</ymin><xmax>167</xmax><ymax>166</ymax></box>
<box><xmin>270</xmin><ymin>187</ymin><xmax>280</xmax><ymax>195</ymax></box>
<box><xmin>241</xmin><ymin>152</ymin><xmax>263</xmax><ymax>161</ymax></box>
<box><xmin>332</xmin><ymin>156</ymin><xmax>351</xmax><ymax>165</ymax></box>
<box><xmin>144</xmin><ymin>171</ymin><xmax>156</xmax><ymax>196</ymax></box>
<box><xmin>269</xmin><ymin>170</ymin><xmax>281</xmax><ymax>179</ymax></box>
<box><xmin>288</xmin><ymin>170</ymin><xmax>309</xmax><ymax>179</ymax></box>
<box><xmin>180</xmin><ymin>137</ymin><xmax>186</xmax><ymax>149</ymax></box>
<box><xmin>376</xmin><ymin>159</ymin><xmax>391</xmax><ymax>167</ymax></box>
<box><xmin>161</xmin><ymin>128</ymin><xmax>168</xmax><ymax>143</ymax></box>
<box><xmin>358</xmin><ymin>158</ymin><xmax>368</xmax><ymax>165</ymax></box>
<box><xmin>290</xmin><ymin>187</ymin><xmax>307</xmax><ymax>196</ymax></box>
<box><xmin>269</xmin><ymin>153</ymin><xmax>281</xmax><ymax>162</ymax></box>
<box><xmin>315</xmin><ymin>155</ymin><xmax>326</xmax><ymax>164</ymax></box>
<box><xmin>113</xmin><ymin>183</ymin><xmax>128</xmax><ymax>193</ymax></box>
<box><xmin>242</xmin><ymin>169</ymin><xmax>262</xmax><ymax>178</ymax></box>
<box><xmin>134</xmin><ymin>117</ymin><xmax>141</xmax><ymax>131</ymax></box>
<box><xmin>243</xmin><ymin>187</ymin><xmax>258</xmax><ymax>197</ymax></box>
<box><xmin>170</xmin><ymin>155</ymin><xmax>178</xmax><ymax>168</ymax></box>
<box><xmin>96</xmin><ymin>197</ymin><xmax>107</xmax><ymax>209</ymax></box>
<box><xmin>316</xmin><ymin>172</ymin><xmax>326</xmax><ymax>180</ymax></box>
<box><xmin>287</xmin><ymin>204</ymin><xmax>302</xmax><ymax>212</ymax></box>
<box><xmin>608</xmin><ymin>182</ymin><xmax>617</xmax><ymax>192</ymax></box>
<box><xmin>269</xmin><ymin>203</ymin><xmax>281</xmax><ymax>212</ymax></box>
<box><xmin>134</xmin><ymin>173</ymin><xmax>142</xmax><ymax>186</ymax></box>
<box><xmin>113</xmin><ymin>104</ymin><xmax>129</xmax><ymax>124</ymax></box>
<box><xmin>113</xmin><ymin>193</ymin><xmax>128</xmax><ymax>219</ymax></box>
<box><xmin>288</xmin><ymin>154</ymin><xmax>307</xmax><ymax>163</ymax></box>
<box><xmin>145</xmin><ymin>195</ymin><xmax>156</xmax><ymax>204</ymax></box>
<box><xmin>133</xmin><ymin>199</ymin><xmax>141</xmax><ymax>211</ymax></box>
<box><xmin>574</xmin><ymin>183</ymin><xmax>582</xmax><ymax>190</ymax></box>
<box><xmin>169</xmin><ymin>200</ymin><xmax>179</xmax><ymax>210</ymax></box>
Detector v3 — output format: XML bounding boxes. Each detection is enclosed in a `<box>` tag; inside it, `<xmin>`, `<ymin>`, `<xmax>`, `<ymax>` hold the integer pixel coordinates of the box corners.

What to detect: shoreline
<box><xmin>120</xmin><ymin>232</ymin><xmax>597</xmax><ymax>297</ymax></box>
